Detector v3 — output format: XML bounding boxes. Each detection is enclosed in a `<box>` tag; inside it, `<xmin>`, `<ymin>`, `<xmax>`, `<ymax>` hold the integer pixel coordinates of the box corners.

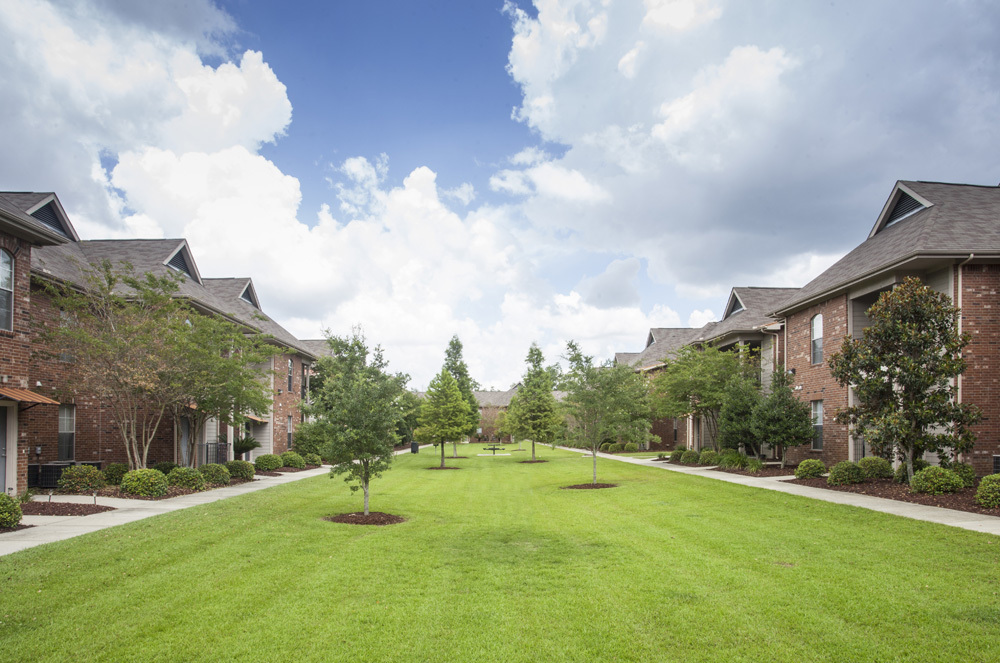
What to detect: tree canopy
<box><xmin>415</xmin><ymin>368</ymin><xmax>471</xmax><ymax>468</ymax></box>
<box><xmin>561</xmin><ymin>341</ymin><xmax>651</xmax><ymax>483</ymax></box>
<box><xmin>717</xmin><ymin>373</ymin><xmax>763</xmax><ymax>456</ymax></box>
<box><xmin>505</xmin><ymin>343</ymin><xmax>562</xmax><ymax>460</ymax></box>
<box><xmin>444</xmin><ymin>335</ymin><xmax>480</xmax><ymax>439</ymax></box>
<box><xmin>829</xmin><ymin>277</ymin><xmax>981</xmax><ymax>481</ymax></box>
<box><xmin>750</xmin><ymin>367</ymin><xmax>813</xmax><ymax>468</ymax></box>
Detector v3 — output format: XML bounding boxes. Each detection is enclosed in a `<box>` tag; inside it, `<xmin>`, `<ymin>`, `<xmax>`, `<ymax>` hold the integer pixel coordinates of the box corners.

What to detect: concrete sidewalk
<box><xmin>560</xmin><ymin>447</ymin><xmax>1000</xmax><ymax>536</ymax></box>
<box><xmin>0</xmin><ymin>465</ymin><xmax>330</xmax><ymax>557</ymax></box>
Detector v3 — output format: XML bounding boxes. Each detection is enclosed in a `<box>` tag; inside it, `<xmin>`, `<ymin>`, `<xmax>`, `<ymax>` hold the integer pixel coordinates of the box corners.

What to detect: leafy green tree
<box><xmin>561</xmin><ymin>341</ymin><xmax>651</xmax><ymax>484</ymax></box>
<box><xmin>168</xmin><ymin>311</ymin><xmax>279</xmax><ymax>467</ymax></box>
<box><xmin>649</xmin><ymin>345</ymin><xmax>748</xmax><ymax>452</ymax></box>
<box><xmin>750</xmin><ymin>367</ymin><xmax>813</xmax><ymax>468</ymax></box>
<box><xmin>307</xmin><ymin>329</ymin><xmax>408</xmax><ymax>515</ymax></box>
<box><xmin>505</xmin><ymin>344</ymin><xmax>563</xmax><ymax>460</ymax></box>
<box><xmin>415</xmin><ymin>368</ymin><xmax>471</xmax><ymax>468</ymax></box>
<box><xmin>39</xmin><ymin>260</ymin><xmax>187</xmax><ymax>469</ymax></box>
<box><xmin>395</xmin><ymin>390</ymin><xmax>423</xmax><ymax>446</ymax></box>
<box><xmin>444</xmin><ymin>335</ymin><xmax>480</xmax><ymax>445</ymax></box>
<box><xmin>717</xmin><ymin>374</ymin><xmax>763</xmax><ymax>456</ymax></box>
<box><xmin>829</xmin><ymin>277</ymin><xmax>981</xmax><ymax>482</ymax></box>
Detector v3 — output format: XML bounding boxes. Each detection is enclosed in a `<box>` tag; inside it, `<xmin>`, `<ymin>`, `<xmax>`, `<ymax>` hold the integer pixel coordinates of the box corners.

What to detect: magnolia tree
<box><xmin>829</xmin><ymin>277</ymin><xmax>981</xmax><ymax>481</ymax></box>
<box><xmin>561</xmin><ymin>341</ymin><xmax>651</xmax><ymax>484</ymax></box>
<box><xmin>307</xmin><ymin>330</ymin><xmax>408</xmax><ymax>516</ymax></box>
<box><xmin>415</xmin><ymin>368</ymin><xmax>471</xmax><ymax>468</ymax></box>
<box><xmin>505</xmin><ymin>344</ymin><xmax>563</xmax><ymax>461</ymax></box>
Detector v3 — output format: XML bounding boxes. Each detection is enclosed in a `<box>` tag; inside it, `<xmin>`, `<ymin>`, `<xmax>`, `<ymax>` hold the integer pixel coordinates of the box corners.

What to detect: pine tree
<box><xmin>415</xmin><ymin>368</ymin><xmax>471</xmax><ymax>468</ymax></box>
<box><xmin>505</xmin><ymin>344</ymin><xmax>563</xmax><ymax>461</ymax></box>
<box><xmin>443</xmin><ymin>335</ymin><xmax>480</xmax><ymax>454</ymax></box>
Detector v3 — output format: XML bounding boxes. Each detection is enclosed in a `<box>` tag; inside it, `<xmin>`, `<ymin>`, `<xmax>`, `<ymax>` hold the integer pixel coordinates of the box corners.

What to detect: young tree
<box><xmin>717</xmin><ymin>374</ymin><xmax>763</xmax><ymax>456</ymax></box>
<box><xmin>40</xmin><ymin>260</ymin><xmax>187</xmax><ymax>469</ymax></box>
<box><xmin>505</xmin><ymin>343</ymin><xmax>563</xmax><ymax>460</ymax></box>
<box><xmin>307</xmin><ymin>330</ymin><xmax>408</xmax><ymax>516</ymax></box>
<box><xmin>395</xmin><ymin>389</ymin><xmax>423</xmax><ymax>446</ymax></box>
<box><xmin>561</xmin><ymin>341</ymin><xmax>651</xmax><ymax>484</ymax></box>
<box><xmin>750</xmin><ymin>367</ymin><xmax>814</xmax><ymax>468</ymax></box>
<box><xmin>168</xmin><ymin>311</ymin><xmax>279</xmax><ymax>467</ymax></box>
<box><xmin>444</xmin><ymin>335</ymin><xmax>480</xmax><ymax>449</ymax></box>
<box><xmin>649</xmin><ymin>345</ymin><xmax>746</xmax><ymax>452</ymax></box>
<box><xmin>415</xmin><ymin>368</ymin><xmax>471</xmax><ymax>468</ymax></box>
<box><xmin>829</xmin><ymin>277</ymin><xmax>981</xmax><ymax>481</ymax></box>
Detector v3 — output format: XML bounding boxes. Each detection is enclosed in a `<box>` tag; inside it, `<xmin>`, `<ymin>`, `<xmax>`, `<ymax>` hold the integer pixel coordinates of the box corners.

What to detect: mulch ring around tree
<box><xmin>324</xmin><ymin>512</ymin><xmax>406</xmax><ymax>526</ymax></box>
<box><xmin>426</xmin><ymin>466</ymin><xmax>461</xmax><ymax>470</ymax></box>
<box><xmin>21</xmin><ymin>502</ymin><xmax>116</xmax><ymax>516</ymax></box>
<box><xmin>0</xmin><ymin>524</ymin><xmax>34</xmax><ymax>534</ymax></box>
<box><xmin>790</xmin><ymin>476</ymin><xmax>999</xmax><ymax>516</ymax></box>
<box><xmin>519</xmin><ymin>460</ymin><xmax>549</xmax><ymax>464</ymax></box>
<box><xmin>446</xmin><ymin>456</ymin><xmax>469</xmax><ymax>459</ymax></box>
<box><xmin>562</xmin><ymin>483</ymin><xmax>618</xmax><ymax>490</ymax></box>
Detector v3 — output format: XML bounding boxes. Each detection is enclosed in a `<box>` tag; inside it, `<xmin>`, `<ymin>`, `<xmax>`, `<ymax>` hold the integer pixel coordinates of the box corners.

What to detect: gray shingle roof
<box><xmin>298</xmin><ymin>339</ymin><xmax>333</xmax><ymax>358</ymax></box>
<box><xmin>619</xmin><ymin>327</ymin><xmax>702</xmax><ymax>371</ymax></box>
<box><xmin>774</xmin><ymin>181</ymin><xmax>1000</xmax><ymax>315</ymax></box>
<box><xmin>696</xmin><ymin>287</ymin><xmax>797</xmax><ymax>343</ymax></box>
<box><xmin>0</xmin><ymin>193</ymin><xmax>71</xmax><ymax>246</ymax></box>
<box><xmin>33</xmin><ymin>239</ymin><xmax>315</xmax><ymax>359</ymax></box>
<box><xmin>474</xmin><ymin>388</ymin><xmax>518</xmax><ymax>408</ymax></box>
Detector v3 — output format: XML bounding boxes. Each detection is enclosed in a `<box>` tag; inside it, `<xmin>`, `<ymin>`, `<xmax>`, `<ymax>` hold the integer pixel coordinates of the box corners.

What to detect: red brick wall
<box><xmin>784</xmin><ymin>295</ymin><xmax>850</xmax><ymax>467</ymax></box>
<box><xmin>273</xmin><ymin>353</ymin><xmax>304</xmax><ymax>455</ymax></box>
<box><xmin>957</xmin><ymin>264</ymin><xmax>1000</xmax><ymax>476</ymax></box>
<box><xmin>1</xmin><ymin>234</ymin><xmax>36</xmax><ymax>492</ymax></box>
<box><xmin>650</xmin><ymin>417</ymin><xmax>683</xmax><ymax>450</ymax></box>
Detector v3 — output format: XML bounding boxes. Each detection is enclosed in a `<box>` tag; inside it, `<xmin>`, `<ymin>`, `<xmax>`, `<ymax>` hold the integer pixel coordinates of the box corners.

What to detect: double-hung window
<box><xmin>811</xmin><ymin>400</ymin><xmax>823</xmax><ymax>451</ymax></box>
<box><xmin>58</xmin><ymin>405</ymin><xmax>75</xmax><ymax>460</ymax></box>
<box><xmin>810</xmin><ymin>314</ymin><xmax>823</xmax><ymax>364</ymax></box>
<box><xmin>0</xmin><ymin>249</ymin><xmax>13</xmax><ymax>331</ymax></box>
<box><xmin>287</xmin><ymin>358</ymin><xmax>293</xmax><ymax>392</ymax></box>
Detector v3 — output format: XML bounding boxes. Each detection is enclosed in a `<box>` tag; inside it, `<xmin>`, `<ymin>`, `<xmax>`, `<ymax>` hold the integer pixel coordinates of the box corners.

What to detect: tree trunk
<box><xmin>592</xmin><ymin>449</ymin><xmax>598</xmax><ymax>484</ymax></box>
<box><xmin>905</xmin><ymin>450</ymin><xmax>914</xmax><ymax>483</ymax></box>
<box><xmin>363</xmin><ymin>482</ymin><xmax>370</xmax><ymax>516</ymax></box>
<box><xmin>440</xmin><ymin>442</ymin><xmax>445</xmax><ymax>468</ymax></box>
<box><xmin>531</xmin><ymin>439</ymin><xmax>536</xmax><ymax>461</ymax></box>
<box><xmin>779</xmin><ymin>445</ymin><xmax>786</xmax><ymax>469</ymax></box>
<box><xmin>452</xmin><ymin>439</ymin><xmax>458</xmax><ymax>457</ymax></box>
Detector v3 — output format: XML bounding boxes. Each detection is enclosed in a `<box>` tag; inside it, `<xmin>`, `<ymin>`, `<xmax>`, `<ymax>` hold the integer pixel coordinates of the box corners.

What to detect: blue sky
<box><xmin>2</xmin><ymin>1</ymin><xmax>1000</xmax><ymax>388</ymax></box>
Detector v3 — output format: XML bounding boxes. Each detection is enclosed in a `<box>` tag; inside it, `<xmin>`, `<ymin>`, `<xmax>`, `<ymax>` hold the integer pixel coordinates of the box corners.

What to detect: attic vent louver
<box><xmin>167</xmin><ymin>249</ymin><xmax>192</xmax><ymax>277</ymax></box>
<box><xmin>240</xmin><ymin>285</ymin><xmax>259</xmax><ymax>309</ymax></box>
<box><xmin>886</xmin><ymin>192</ymin><xmax>924</xmax><ymax>226</ymax></box>
<box><xmin>30</xmin><ymin>202</ymin><xmax>69</xmax><ymax>238</ymax></box>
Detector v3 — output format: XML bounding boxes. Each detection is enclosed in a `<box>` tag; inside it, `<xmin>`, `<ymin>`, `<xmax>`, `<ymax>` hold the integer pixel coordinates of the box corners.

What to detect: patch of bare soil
<box><xmin>0</xmin><ymin>524</ymin><xmax>33</xmax><ymax>534</ymax></box>
<box><xmin>447</xmin><ymin>456</ymin><xmax>469</xmax><ymax>459</ymax></box>
<box><xmin>562</xmin><ymin>483</ymin><xmax>618</xmax><ymax>489</ymax></box>
<box><xmin>716</xmin><ymin>466</ymin><xmax>795</xmax><ymax>478</ymax></box>
<box><xmin>519</xmin><ymin>460</ymin><xmax>549</xmax><ymax>464</ymax></box>
<box><xmin>21</xmin><ymin>502</ymin><xmax>116</xmax><ymax>516</ymax></box>
<box><xmin>790</xmin><ymin>476</ymin><xmax>999</xmax><ymax>516</ymax></box>
<box><xmin>324</xmin><ymin>512</ymin><xmax>406</xmax><ymax>526</ymax></box>
<box><xmin>426</xmin><ymin>466</ymin><xmax>461</xmax><ymax>470</ymax></box>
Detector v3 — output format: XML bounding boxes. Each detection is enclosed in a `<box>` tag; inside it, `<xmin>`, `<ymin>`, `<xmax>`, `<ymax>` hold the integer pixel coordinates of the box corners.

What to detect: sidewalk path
<box><xmin>559</xmin><ymin>447</ymin><xmax>1000</xmax><ymax>536</ymax></box>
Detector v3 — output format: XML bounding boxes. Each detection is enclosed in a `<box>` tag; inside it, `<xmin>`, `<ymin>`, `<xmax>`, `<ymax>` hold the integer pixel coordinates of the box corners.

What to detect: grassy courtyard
<box><xmin>1</xmin><ymin>448</ymin><xmax>999</xmax><ymax>662</ymax></box>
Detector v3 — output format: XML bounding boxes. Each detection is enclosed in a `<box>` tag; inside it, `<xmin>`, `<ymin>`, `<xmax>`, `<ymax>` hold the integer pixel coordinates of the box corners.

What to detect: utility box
<box><xmin>411</xmin><ymin>442</ymin><xmax>419</xmax><ymax>454</ymax></box>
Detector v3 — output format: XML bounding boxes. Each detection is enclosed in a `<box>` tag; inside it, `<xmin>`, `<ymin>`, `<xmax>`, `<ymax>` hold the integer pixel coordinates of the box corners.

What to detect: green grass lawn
<box><xmin>2</xmin><ymin>449</ymin><xmax>999</xmax><ymax>662</ymax></box>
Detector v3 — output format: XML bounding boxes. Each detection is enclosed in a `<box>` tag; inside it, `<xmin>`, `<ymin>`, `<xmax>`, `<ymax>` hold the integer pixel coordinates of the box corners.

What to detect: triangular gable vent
<box><xmin>29</xmin><ymin>202</ymin><xmax>69</xmax><ymax>238</ymax></box>
<box><xmin>723</xmin><ymin>295</ymin><xmax>745</xmax><ymax>319</ymax></box>
<box><xmin>167</xmin><ymin>249</ymin><xmax>192</xmax><ymax>277</ymax></box>
<box><xmin>240</xmin><ymin>284</ymin><xmax>259</xmax><ymax>309</ymax></box>
<box><xmin>885</xmin><ymin>192</ymin><xmax>924</xmax><ymax>226</ymax></box>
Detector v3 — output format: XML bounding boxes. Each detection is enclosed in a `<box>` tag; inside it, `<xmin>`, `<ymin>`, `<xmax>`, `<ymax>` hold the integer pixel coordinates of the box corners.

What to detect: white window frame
<box><xmin>811</xmin><ymin>400</ymin><xmax>823</xmax><ymax>451</ymax></box>
<box><xmin>58</xmin><ymin>404</ymin><xmax>76</xmax><ymax>461</ymax></box>
<box><xmin>810</xmin><ymin>314</ymin><xmax>823</xmax><ymax>365</ymax></box>
<box><xmin>0</xmin><ymin>249</ymin><xmax>13</xmax><ymax>332</ymax></box>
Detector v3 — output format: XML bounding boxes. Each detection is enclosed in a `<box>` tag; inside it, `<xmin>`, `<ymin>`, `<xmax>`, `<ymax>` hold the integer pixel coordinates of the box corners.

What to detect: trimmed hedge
<box><xmin>680</xmin><ymin>450</ymin><xmax>700</xmax><ymax>465</ymax></box>
<box><xmin>910</xmin><ymin>466</ymin><xmax>963</xmax><ymax>495</ymax></box>
<box><xmin>795</xmin><ymin>459</ymin><xmax>827</xmax><ymax>479</ymax></box>
<box><xmin>167</xmin><ymin>467</ymin><xmax>206</xmax><ymax>491</ymax></box>
<box><xmin>225</xmin><ymin>460</ymin><xmax>256</xmax><ymax>481</ymax></box>
<box><xmin>304</xmin><ymin>453</ymin><xmax>322</xmax><ymax>466</ymax></box>
<box><xmin>599</xmin><ymin>442</ymin><xmax>612</xmax><ymax>452</ymax></box>
<box><xmin>199</xmin><ymin>463</ymin><xmax>231</xmax><ymax>485</ymax></box>
<box><xmin>623</xmin><ymin>442</ymin><xmax>638</xmax><ymax>453</ymax></box>
<box><xmin>857</xmin><ymin>457</ymin><xmax>893</xmax><ymax>480</ymax></box>
<box><xmin>0</xmin><ymin>493</ymin><xmax>22</xmax><ymax>528</ymax></box>
<box><xmin>120</xmin><ymin>469</ymin><xmax>168</xmax><ymax>497</ymax></box>
<box><xmin>280</xmin><ymin>451</ymin><xmax>306</xmax><ymax>469</ymax></box>
<box><xmin>57</xmin><ymin>465</ymin><xmax>106</xmax><ymax>493</ymax></box>
<box><xmin>827</xmin><ymin>461</ymin><xmax>864</xmax><ymax>486</ymax></box>
<box><xmin>698</xmin><ymin>450</ymin><xmax>720</xmax><ymax>466</ymax></box>
<box><xmin>255</xmin><ymin>454</ymin><xmax>282</xmax><ymax>472</ymax></box>
<box><xmin>152</xmin><ymin>461</ymin><xmax>178</xmax><ymax>476</ymax></box>
<box><xmin>950</xmin><ymin>462</ymin><xmax>976</xmax><ymax>489</ymax></box>
<box><xmin>746</xmin><ymin>458</ymin><xmax>764</xmax><ymax>474</ymax></box>
<box><xmin>669</xmin><ymin>449</ymin><xmax>685</xmax><ymax>462</ymax></box>
<box><xmin>102</xmin><ymin>462</ymin><xmax>129</xmax><ymax>486</ymax></box>
<box><xmin>975</xmin><ymin>475</ymin><xmax>1000</xmax><ymax>509</ymax></box>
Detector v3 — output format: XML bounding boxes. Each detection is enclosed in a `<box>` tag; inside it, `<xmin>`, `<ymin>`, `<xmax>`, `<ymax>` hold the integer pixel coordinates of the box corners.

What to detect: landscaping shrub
<box><xmin>120</xmin><ymin>469</ymin><xmax>168</xmax><ymax>497</ymax></box>
<box><xmin>950</xmin><ymin>462</ymin><xmax>976</xmax><ymax>489</ymax></box>
<box><xmin>656</xmin><ymin>453</ymin><xmax>667</xmax><ymax>461</ymax></box>
<box><xmin>746</xmin><ymin>458</ymin><xmax>764</xmax><ymax>474</ymax></box>
<box><xmin>623</xmin><ymin>442</ymin><xmax>638</xmax><ymax>453</ymax></box>
<box><xmin>304</xmin><ymin>453</ymin><xmax>322</xmax><ymax>466</ymax></box>
<box><xmin>199</xmin><ymin>463</ymin><xmax>231</xmax><ymax>485</ymax></box>
<box><xmin>795</xmin><ymin>459</ymin><xmax>827</xmax><ymax>479</ymax></box>
<box><xmin>225</xmin><ymin>460</ymin><xmax>256</xmax><ymax>481</ymax></box>
<box><xmin>698</xmin><ymin>450</ymin><xmax>720</xmax><ymax>465</ymax></box>
<box><xmin>894</xmin><ymin>458</ymin><xmax>930</xmax><ymax>484</ymax></box>
<box><xmin>0</xmin><ymin>493</ymin><xmax>22</xmax><ymax>528</ymax></box>
<box><xmin>910</xmin><ymin>466</ymin><xmax>963</xmax><ymax>495</ymax></box>
<box><xmin>857</xmin><ymin>457</ymin><xmax>893</xmax><ymax>480</ymax></box>
<box><xmin>153</xmin><ymin>462</ymin><xmax>178</xmax><ymax>476</ymax></box>
<box><xmin>57</xmin><ymin>465</ymin><xmax>105</xmax><ymax>493</ymax></box>
<box><xmin>255</xmin><ymin>454</ymin><xmax>282</xmax><ymax>472</ymax></box>
<box><xmin>669</xmin><ymin>449</ymin><xmax>685</xmax><ymax>462</ymax></box>
<box><xmin>827</xmin><ymin>461</ymin><xmax>864</xmax><ymax>486</ymax></box>
<box><xmin>280</xmin><ymin>451</ymin><xmax>306</xmax><ymax>469</ymax></box>
<box><xmin>102</xmin><ymin>462</ymin><xmax>129</xmax><ymax>486</ymax></box>
<box><xmin>975</xmin><ymin>475</ymin><xmax>1000</xmax><ymax>509</ymax></box>
<box><xmin>167</xmin><ymin>467</ymin><xmax>206</xmax><ymax>491</ymax></box>
<box><xmin>609</xmin><ymin>443</ymin><xmax>624</xmax><ymax>453</ymax></box>
<box><xmin>680</xmin><ymin>450</ymin><xmax>700</xmax><ymax>465</ymax></box>
<box><xmin>718</xmin><ymin>452</ymin><xmax>749</xmax><ymax>470</ymax></box>
<box><xmin>599</xmin><ymin>442</ymin><xmax>611</xmax><ymax>452</ymax></box>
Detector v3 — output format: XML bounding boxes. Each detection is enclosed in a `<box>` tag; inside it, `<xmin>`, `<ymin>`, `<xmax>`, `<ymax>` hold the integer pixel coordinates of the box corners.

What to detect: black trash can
<box><xmin>411</xmin><ymin>442</ymin><xmax>419</xmax><ymax>454</ymax></box>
